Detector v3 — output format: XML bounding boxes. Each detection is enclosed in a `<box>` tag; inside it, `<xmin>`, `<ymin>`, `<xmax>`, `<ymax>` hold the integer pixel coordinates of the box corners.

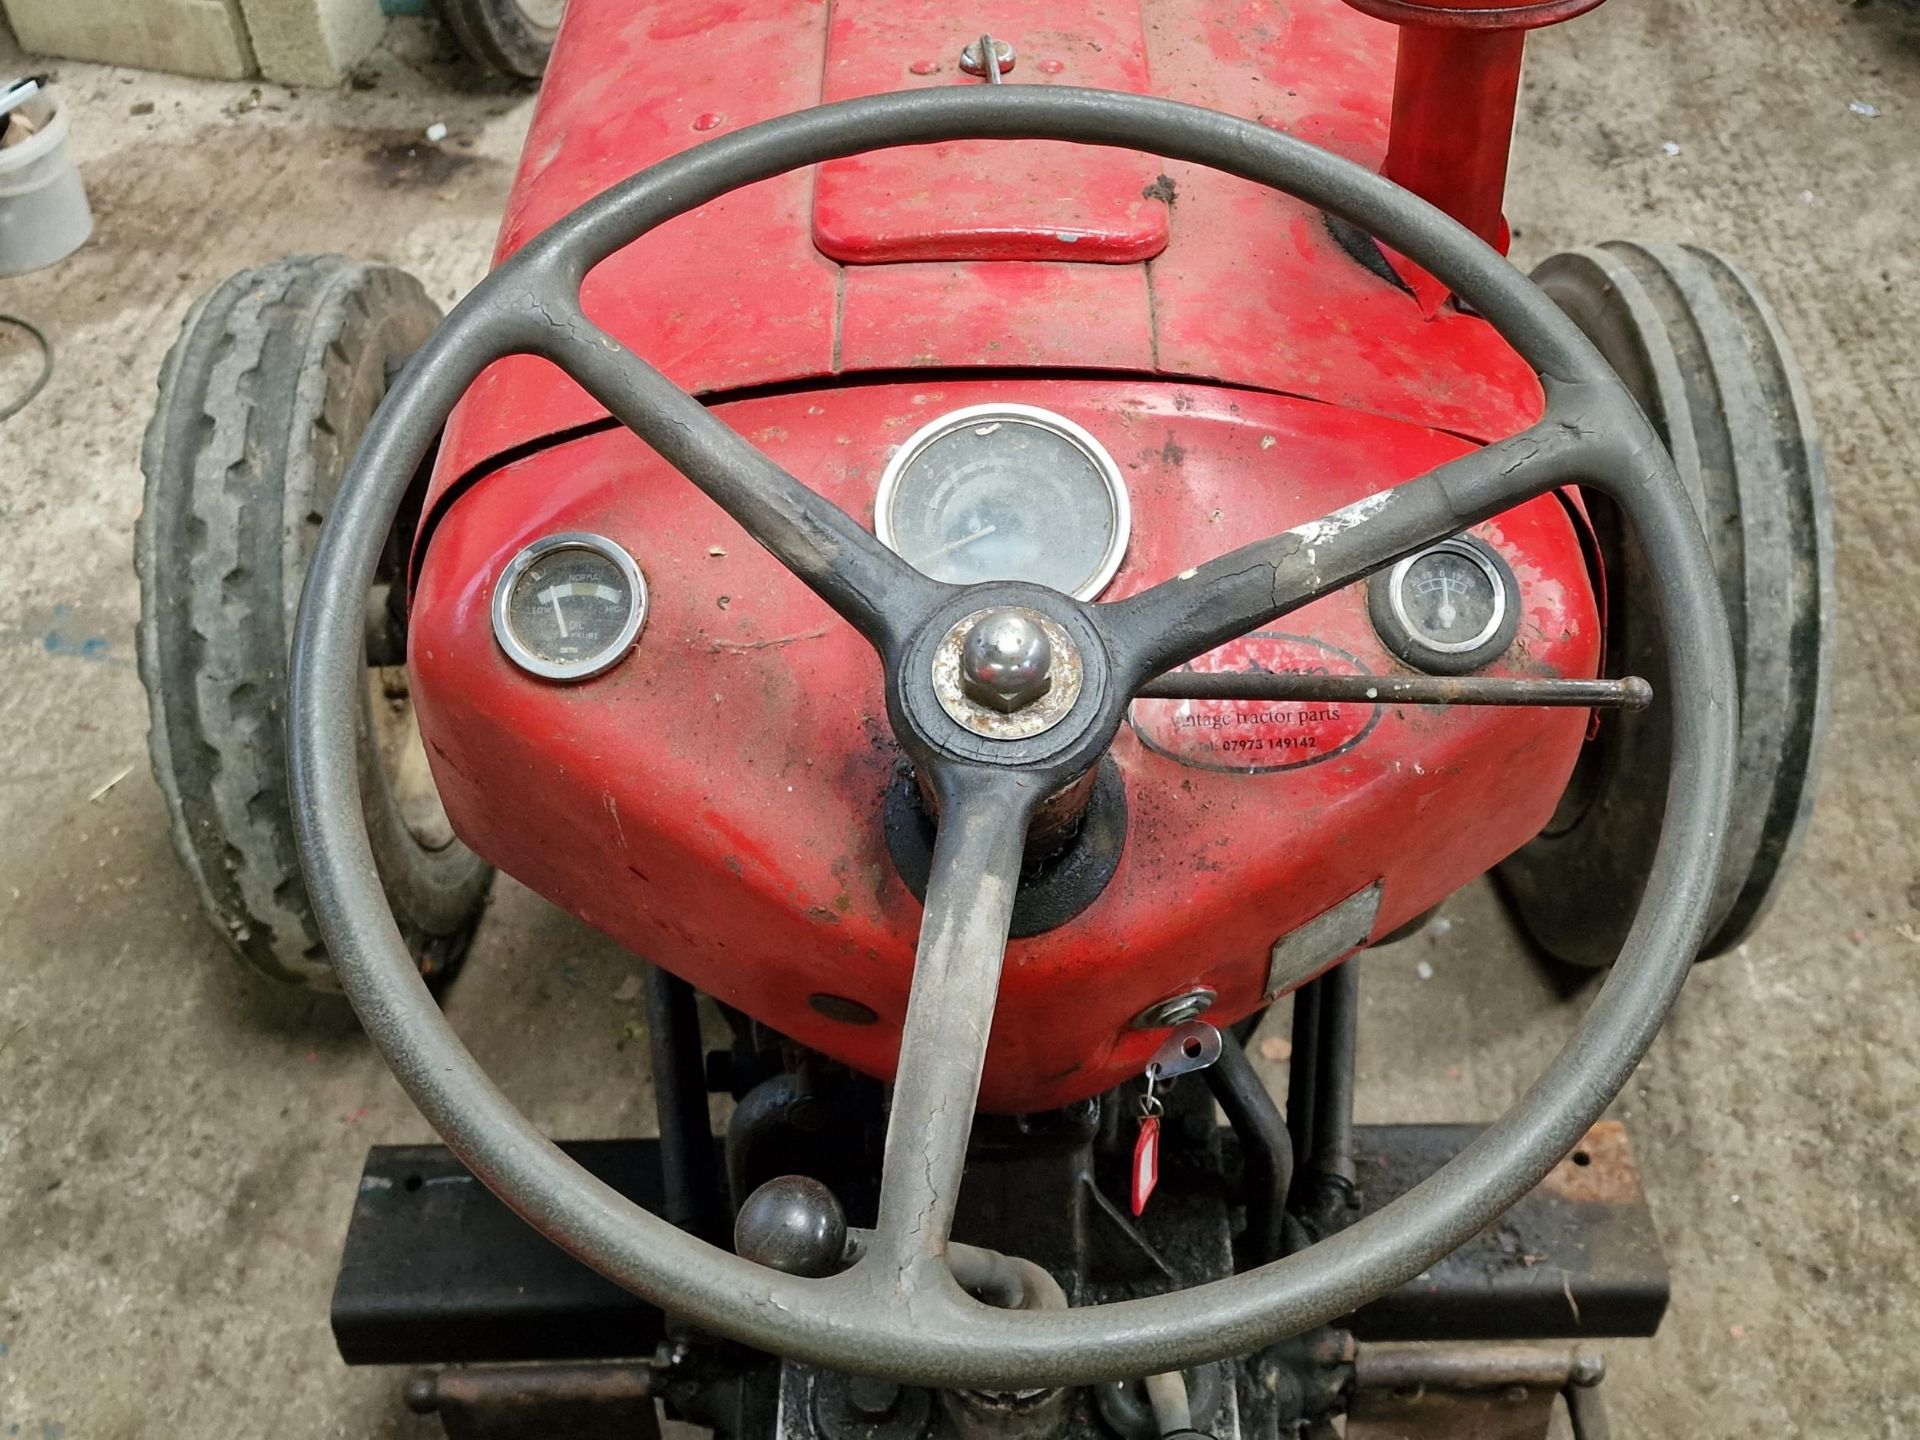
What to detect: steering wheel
<box><xmin>289</xmin><ymin>87</ymin><xmax>1735</xmax><ymax>1391</ymax></box>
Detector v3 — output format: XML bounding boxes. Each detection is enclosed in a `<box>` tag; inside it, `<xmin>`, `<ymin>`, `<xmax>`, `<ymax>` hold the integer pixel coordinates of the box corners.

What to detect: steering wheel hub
<box><xmin>961</xmin><ymin>609</ymin><xmax>1055</xmax><ymax>711</ymax></box>
<box><xmin>939</xmin><ymin>606</ymin><xmax>1081</xmax><ymax>738</ymax></box>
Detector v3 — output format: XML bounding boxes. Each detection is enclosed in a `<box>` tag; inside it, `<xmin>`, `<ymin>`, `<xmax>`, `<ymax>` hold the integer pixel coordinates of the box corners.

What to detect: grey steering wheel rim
<box><xmin>288</xmin><ymin>85</ymin><xmax>1736</xmax><ymax>1390</ymax></box>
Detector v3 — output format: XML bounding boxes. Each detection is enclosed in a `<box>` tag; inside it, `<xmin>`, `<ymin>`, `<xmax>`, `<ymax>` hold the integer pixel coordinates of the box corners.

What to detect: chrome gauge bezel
<box><xmin>1366</xmin><ymin>534</ymin><xmax>1518</xmax><ymax>676</ymax></box>
<box><xmin>873</xmin><ymin>402</ymin><xmax>1132</xmax><ymax>601</ymax></box>
<box><xmin>491</xmin><ymin>531</ymin><xmax>649</xmax><ymax>683</ymax></box>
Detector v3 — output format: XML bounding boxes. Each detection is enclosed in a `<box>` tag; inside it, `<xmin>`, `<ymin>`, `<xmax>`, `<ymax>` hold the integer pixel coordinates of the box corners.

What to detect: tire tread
<box><xmin>137</xmin><ymin>255</ymin><xmax>490</xmax><ymax>990</ymax></box>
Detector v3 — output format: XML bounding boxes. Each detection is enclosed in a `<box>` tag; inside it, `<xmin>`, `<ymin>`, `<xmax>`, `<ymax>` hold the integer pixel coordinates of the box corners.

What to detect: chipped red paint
<box><xmin>408</xmin><ymin>0</ymin><xmax>1614</xmax><ymax>1110</ymax></box>
<box><xmin>429</xmin><ymin>0</ymin><xmax>838</xmax><ymax>508</ymax></box>
<box><xmin>814</xmin><ymin>0</ymin><xmax>1167</xmax><ymax>265</ymax></box>
<box><xmin>422</xmin><ymin>0</ymin><xmax>1550</xmax><ymax>524</ymax></box>
<box><xmin>411</xmin><ymin>381</ymin><xmax>1598</xmax><ymax>1113</ymax></box>
<box><xmin>839</xmin><ymin>261</ymin><xmax>1156</xmax><ymax>372</ymax></box>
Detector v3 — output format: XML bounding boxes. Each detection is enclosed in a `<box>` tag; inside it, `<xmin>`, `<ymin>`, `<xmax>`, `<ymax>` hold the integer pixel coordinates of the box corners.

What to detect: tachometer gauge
<box><xmin>874</xmin><ymin>403</ymin><xmax>1130</xmax><ymax>600</ymax></box>
<box><xmin>492</xmin><ymin>532</ymin><xmax>648</xmax><ymax>681</ymax></box>
<box><xmin>1367</xmin><ymin>535</ymin><xmax>1518</xmax><ymax>675</ymax></box>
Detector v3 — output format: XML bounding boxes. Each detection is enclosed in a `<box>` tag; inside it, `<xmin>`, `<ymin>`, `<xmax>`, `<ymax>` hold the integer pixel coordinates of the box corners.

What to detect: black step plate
<box><xmin>331</xmin><ymin>1140</ymin><xmax>670</xmax><ymax>1365</ymax></box>
<box><xmin>1344</xmin><ymin>1121</ymin><xmax>1668</xmax><ymax>1342</ymax></box>
<box><xmin>331</xmin><ymin>1124</ymin><xmax>1666</xmax><ymax>1365</ymax></box>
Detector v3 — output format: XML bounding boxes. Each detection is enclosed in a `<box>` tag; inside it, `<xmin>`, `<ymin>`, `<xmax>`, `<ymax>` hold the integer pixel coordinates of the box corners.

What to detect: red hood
<box><xmin>427</xmin><ymin>0</ymin><xmax>1540</xmax><ymax>518</ymax></box>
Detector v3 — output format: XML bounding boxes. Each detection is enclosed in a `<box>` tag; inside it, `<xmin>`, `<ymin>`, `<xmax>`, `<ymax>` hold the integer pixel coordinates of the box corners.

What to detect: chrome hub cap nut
<box><xmin>931</xmin><ymin>607</ymin><xmax>1083</xmax><ymax>740</ymax></box>
<box><xmin>960</xmin><ymin>609</ymin><xmax>1054</xmax><ymax>713</ymax></box>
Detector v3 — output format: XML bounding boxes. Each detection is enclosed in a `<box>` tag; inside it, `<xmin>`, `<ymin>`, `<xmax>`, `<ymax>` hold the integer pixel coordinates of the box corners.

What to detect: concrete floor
<box><xmin>2</xmin><ymin>2</ymin><xmax>1917</xmax><ymax>1436</ymax></box>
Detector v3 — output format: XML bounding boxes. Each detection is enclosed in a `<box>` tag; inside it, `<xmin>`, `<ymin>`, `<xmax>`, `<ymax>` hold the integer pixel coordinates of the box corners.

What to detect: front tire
<box><xmin>1497</xmin><ymin>242</ymin><xmax>1833</xmax><ymax>968</ymax></box>
<box><xmin>437</xmin><ymin>0</ymin><xmax>560</xmax><ymax>81</ymax></box>
<box><xmin>137</xmin><ymin>255</ymin><xmax>494</xmax><ymax>991</ymax></box>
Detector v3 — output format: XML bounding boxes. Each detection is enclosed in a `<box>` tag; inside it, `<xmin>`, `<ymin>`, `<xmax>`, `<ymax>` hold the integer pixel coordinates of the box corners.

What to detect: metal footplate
<box><xmin>331</xmin><ymin>1123</ymin><xmax>1664</xmax><ymax>1368</ymax></box>
<box><xmin>330</xmin><ymin>1140</ymin><xmax>673</xmax><ymax>1366</ymax></box>
<box><xmin>1343</xmin><ymin>1120</ymin><xmax>1668</xmax><ymax>1342</ymax></box>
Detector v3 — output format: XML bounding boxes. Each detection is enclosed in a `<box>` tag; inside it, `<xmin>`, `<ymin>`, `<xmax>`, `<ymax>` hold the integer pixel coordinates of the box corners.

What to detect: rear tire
<box><xmin>437</xmin><ymin>0</ymin><xmax>560</xmax><ymax>81</ymax></box>
<box><xmin>1497</xmin><ymin>242</ymin><xmax>1833</xmax><ymax>968</ymax></box>
<box><xmin>137</xmin><ymin>255</ymin><xmax>494</xmax><ymax>991</ymax></box>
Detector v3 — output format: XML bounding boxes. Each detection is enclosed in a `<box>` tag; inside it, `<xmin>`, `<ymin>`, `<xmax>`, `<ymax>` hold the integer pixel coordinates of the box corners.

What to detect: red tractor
<box><xmin>136</xmin><ymin>0</ymin><xmax>1830</xmax><ymax>1435</ymax></box>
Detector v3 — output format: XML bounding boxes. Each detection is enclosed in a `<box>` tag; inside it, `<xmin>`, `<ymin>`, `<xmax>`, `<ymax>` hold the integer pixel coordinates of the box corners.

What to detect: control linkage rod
<box><xmin>1137</xmin><ymin>672</ymin><xmax>1651</xmax><ymax>710</ymax></box>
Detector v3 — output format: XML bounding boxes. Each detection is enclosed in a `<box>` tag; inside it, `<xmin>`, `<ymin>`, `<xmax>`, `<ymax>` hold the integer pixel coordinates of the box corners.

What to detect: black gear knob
<box><xmin>733</xmin><ymin>1175</ymin><xmax>848</xmax><ymax>1277</ymax></box>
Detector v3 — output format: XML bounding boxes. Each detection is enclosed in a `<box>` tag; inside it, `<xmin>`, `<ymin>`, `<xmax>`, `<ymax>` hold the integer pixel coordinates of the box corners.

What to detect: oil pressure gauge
<box><xmin>1367</xmin><ymin>535</ymin><xmax>1518</xmax><ymax>675</ymax></box>
<box><xmin>875</xmin><ymin>403</ymin><xmax>1130</xmax><ymax>600</ymax></box>
<box><xmin>492</xmin><ymin>532</ymin><xmax>648</xmax><ymax>681</ymax></box>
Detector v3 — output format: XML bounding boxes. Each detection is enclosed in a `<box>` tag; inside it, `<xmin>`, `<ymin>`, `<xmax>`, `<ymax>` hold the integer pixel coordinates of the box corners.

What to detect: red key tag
<box><xmin>1131</xmin><ymin>1079</ymin><xmax>1164</xmax><ymax>1216</ymax></box>
<box><xmin>1130</xmin><ymin>1111</ymin><xmax>1161</xmax><ymax>1216</ymax></box>
<box><xmin>1128</xmin><ymin>1030</ymin><xmax>1221</xmax><ymax>1218</ymax></box>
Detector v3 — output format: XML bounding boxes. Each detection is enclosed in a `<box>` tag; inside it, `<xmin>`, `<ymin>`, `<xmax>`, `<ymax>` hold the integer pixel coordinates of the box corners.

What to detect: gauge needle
<box><xmin>550</xmin><ymin>592</ymin><xmax>570</xmax><ymax>639</ymax></box>
<box><xmin>913</xmin><ymin>524</ymin><xmax>998</xmax><ymax>566</ymax></box>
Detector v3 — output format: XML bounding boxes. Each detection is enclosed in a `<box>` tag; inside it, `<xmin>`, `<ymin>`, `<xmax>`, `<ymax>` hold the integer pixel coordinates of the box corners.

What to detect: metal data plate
<box><xmin>1266</xmin><ymin>882</ymin><xmax>1383</xmax><ymax>1000</ymax></box>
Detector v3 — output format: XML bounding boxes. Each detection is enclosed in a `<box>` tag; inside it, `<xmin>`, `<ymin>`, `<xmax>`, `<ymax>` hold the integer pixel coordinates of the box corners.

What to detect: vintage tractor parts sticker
<box><xmin>1129</xmin><ymin>632</ymin><xmax>1381</xmax><ymax>774</ymax></box>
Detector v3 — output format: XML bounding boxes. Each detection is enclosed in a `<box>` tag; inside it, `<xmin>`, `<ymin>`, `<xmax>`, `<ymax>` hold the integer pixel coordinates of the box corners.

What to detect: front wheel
<box><xmin>1498</xmin><ymin>241</ymin><xmax>1833</xmax><ymax>967</ymax></box>
<box><xmin>136</xmin><ymin>254</ymin><xmax>494</xmax><ymax>991</ymax></box>
<box><xmin>437</xmin><ymin>0</ymin><xmax>561</xmax><ymax>81</ymax></box>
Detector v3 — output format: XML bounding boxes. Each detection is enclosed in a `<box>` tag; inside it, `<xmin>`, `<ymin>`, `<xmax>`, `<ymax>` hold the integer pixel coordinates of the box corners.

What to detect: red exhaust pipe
<box><xmin>1343</xmin><ymin>0</ymin><xmax>1609</xmax><ymax>255</ymax></box>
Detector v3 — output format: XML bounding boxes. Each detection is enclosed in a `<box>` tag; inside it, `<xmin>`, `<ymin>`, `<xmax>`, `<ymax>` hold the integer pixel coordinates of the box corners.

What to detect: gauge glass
<box><xmin>1392</xmin><ymin>544</ymin><xmax>1504</xmax><ymax>652</ymax></box>
<box><xmin>493</xmin><ymin>534</ymin><xmax>647</xmax><ymax>681</ymax></box>
<box><xmin>876</xmin><ymin>404</ymin><xmax>1130</xmax><ymax>600</ymax></box>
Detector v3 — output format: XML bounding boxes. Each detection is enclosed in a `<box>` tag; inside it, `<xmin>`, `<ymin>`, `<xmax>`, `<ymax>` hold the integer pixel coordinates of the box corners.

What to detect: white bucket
<box><xmin>0</xmin><ymin>88</ymin><xmax>93</xmax><ymax>277</ymax></box>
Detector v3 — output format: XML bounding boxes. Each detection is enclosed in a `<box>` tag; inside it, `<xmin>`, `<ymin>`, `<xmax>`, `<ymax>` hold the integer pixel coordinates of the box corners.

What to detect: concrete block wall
<box><xmin>1</xmin><ymin>0</ymin><xmax>387</xmax><ymax>85</ymax></box>
<box><xmin>237</xmin><ymin>0</ymin><xmax>387</xmax><ymax>86</ymax></box>
<box><xmin>3</xmin><ymin>0</ymin><xmax>257</xmax><ymax>80</ymax></box>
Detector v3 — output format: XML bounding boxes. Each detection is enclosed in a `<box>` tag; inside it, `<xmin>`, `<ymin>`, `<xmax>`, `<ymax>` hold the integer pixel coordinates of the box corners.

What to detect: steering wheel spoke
<box><xmin>1106</xmin><ymin>404</ymin><xmax>1605</xmax><ymax>686</ymax></box>
<box><xmin>857</xmin><ymin>768</ymin><xmax>1036</xmax><ymax>1295</ymax></box>
<box><xmin>518</xmin><ymin>293</ymin><xmax>946</xmax><ymax>655</ymax></box>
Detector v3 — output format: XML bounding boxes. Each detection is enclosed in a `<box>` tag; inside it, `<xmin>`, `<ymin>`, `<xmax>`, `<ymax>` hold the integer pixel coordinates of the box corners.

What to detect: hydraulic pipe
<box><xmin>1309</xmin><ymin>959</ymin><xmax>1360</xmax><ymax>1199</ymax></box>
<box><xmin>644</xmin><ymin>966</ymin><xmax>726</xmax><ymax>1242</ymax></box>
<box><xmin>1205</xmin><ymin>1040</ymin><xmax>1293</xmax><ymax>1268</ymax></box>
<box><xmin>1285</xmin><ymin>978</ymin><xmax>1323</xmax><ymax>1186</ymax></box>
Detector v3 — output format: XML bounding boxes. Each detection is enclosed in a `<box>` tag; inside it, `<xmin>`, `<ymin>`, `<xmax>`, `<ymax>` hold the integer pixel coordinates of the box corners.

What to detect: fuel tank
<box><xmin>408</xmin><ymin>0</ymin><xmax>1596</xmax><ymax>1112</ymax></box>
